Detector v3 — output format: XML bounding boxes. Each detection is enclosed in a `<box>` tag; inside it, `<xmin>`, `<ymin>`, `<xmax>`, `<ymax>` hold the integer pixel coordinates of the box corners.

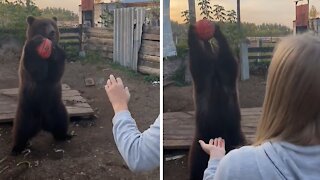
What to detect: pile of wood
<box><xmin>138</xmin><ymin>26</ymin><xmax>160</xmax><ymax>76</ymax></box>
<box><xmin>84</xmin><ymin>28</ymin><xmax>114</xmax><ymax>59</ymax></box>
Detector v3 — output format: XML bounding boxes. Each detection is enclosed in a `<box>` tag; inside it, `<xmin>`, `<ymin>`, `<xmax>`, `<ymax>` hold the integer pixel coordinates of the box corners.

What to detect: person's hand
<box><xmin>199</xmin><ymin>137</ymin><xmax>226</xmax><ymax>160</ymax></box>
<box><xmin>105</xmin><ymin>75</ymin><xmax>130</xmax><ymax>114</ymax></box>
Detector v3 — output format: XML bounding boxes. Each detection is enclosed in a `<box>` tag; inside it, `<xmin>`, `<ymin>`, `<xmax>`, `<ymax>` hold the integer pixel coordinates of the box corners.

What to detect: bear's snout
<box><xmin>48</xmin><ymin>30</ymin><xmax>56</xmax><ymax>40</ymax></box>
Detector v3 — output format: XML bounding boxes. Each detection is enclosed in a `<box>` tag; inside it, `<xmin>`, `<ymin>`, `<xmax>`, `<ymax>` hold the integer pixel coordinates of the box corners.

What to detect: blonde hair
<box><xmin>255</xmin><ymin>34</ymin><xmax>320</xmax><ymax>146</ymax></box>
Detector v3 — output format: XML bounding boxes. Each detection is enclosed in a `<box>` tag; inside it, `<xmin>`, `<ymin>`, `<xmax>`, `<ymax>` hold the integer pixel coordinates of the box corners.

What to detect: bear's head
<box><xmin>26</xmin><ymin>16</ymin><xmax>59</xmax><ymax>44</ymax></box>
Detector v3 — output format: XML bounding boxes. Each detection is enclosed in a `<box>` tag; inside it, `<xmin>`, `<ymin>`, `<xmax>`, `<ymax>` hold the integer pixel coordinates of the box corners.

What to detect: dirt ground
<box><xmin>163</xmin><ymin>75</ymin><xmax>267</xmax><ymax>179</ymax></box>
<box><xmin>0</xmin><ymin>43</ymin><xmax>159</xmax><ymax>179</ymax></box>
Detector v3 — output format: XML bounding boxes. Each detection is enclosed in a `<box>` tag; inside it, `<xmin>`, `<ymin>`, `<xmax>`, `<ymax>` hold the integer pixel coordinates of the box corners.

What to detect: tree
<box><xmin>212</xmin><ymin>4</ymin><xmax>226</xmax><ymax>22</ymax></box>
<box><xmin>0</xmin><ymin>0</ymin><xmax>41</xmax><ymax>41</ymax></box>
<box><xmin>226</xmin><ymin>10</ymin><xmax>236</xmax><ymax>23</ymax></box>
<box><xmin>181</xmin><ymin>10</ymin><xmax>190</xmax><ymax>24</ymax></box>
<box><xmin>310</xmin><ymin>5</ymin><xmax>319</xmax><ymax>19</ymax></box>
<box><xmin>198</xmin><ymin>0</ymin><xmax>213</xmax><ymax>20</ymax></box>
<box><xmin>41</xmin><ymin>7</ymin><xmax>78</xmax><ymax>21</ymax></box>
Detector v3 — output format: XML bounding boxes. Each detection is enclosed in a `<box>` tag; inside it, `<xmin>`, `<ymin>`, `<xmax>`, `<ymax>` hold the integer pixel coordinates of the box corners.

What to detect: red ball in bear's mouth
<box><xmin>195</xmin><ymin>19</ymin><xmax>215</xmax><ymax>41</ymax></box>
<box><xmin>37</xmin><ymin>38</ymin><xmax>52</xmax><ymax>59</ymax></box>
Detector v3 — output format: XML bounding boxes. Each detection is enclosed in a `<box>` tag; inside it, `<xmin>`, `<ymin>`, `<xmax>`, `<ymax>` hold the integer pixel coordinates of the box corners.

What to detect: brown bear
<box><xmin>187</xmin><ymin>24</ymin><xmax>246</xmax><ymax>179</ymax></box>
<box><xmin>11</xmin><ymin>16</ymin><xmax>72</xmax><ymax>155</ymax></box>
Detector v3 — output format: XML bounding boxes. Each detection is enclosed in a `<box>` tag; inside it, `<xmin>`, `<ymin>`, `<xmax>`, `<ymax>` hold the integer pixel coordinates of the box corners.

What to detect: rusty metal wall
<box><xmin>81</xmin><ymin>0</ymin><xmax>94</xmax><ymax>11</ymax></box>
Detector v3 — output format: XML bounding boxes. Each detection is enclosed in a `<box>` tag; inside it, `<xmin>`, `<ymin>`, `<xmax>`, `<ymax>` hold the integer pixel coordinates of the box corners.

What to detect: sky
<box><xmin>9</xmin><ymin>0</ymin><xmax>320</xmax><ymax>28</ymax></box>
<box><xmin>33</xmin><ymin>0</ymin><xmax>151</xmax><ymax>13</ymax></box>
<box><xmin>170</xmin><ymin>0</ymin><xmax>320</xmax><ymax>28</ymax></box>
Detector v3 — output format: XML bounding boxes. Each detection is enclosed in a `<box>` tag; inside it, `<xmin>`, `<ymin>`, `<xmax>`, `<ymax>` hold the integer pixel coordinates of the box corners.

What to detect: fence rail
<box><xmin>59</xmin><ymin>27</ymin><xmax>80</xmax><ymax>49</ymax></box>
<box><xmin>84</xmin><ymin>27</ymin><xmax>113</xmax><ymax>59</ymax></box>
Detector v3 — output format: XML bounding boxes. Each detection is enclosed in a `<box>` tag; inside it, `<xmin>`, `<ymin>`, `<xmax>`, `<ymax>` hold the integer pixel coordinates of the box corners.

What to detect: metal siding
<box><xmin>113</xmin><ymin>7</ymin><xmax>145</xmax><ymax>71</ymax></box>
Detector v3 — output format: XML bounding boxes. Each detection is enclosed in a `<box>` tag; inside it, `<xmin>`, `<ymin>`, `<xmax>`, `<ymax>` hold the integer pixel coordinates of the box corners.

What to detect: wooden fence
<box><xmin>248</xmin><ymin>46</ymin><xmax>274</xmax><ymax>61</ymax></box>
<box><xmin>240</xmin><ymin>43</ymin><xmax>275</xmax><ymax>80</ymax></box>
<box><xmin>58</xmin><ymin>20</ymin><xmax>160</xmax><ymax>76</ymax></box>
<box><xmin>83</xmin><ymin>27</ymin><xmax>113</xmax><ymax>59</ymax></box>
<box><xmin>138</xmin><ymin>26</ymin><xmax>160</xmax><ymax>76</ymax></box>
<box><xmin>59</xmin><ymin>27</ymin><xmax>80</xmax><ymax>49</ymax></box>
<box><xmin>113</xmin><ymin>7</ymin><xmax>160</xmax><ymax>76</ymax></box>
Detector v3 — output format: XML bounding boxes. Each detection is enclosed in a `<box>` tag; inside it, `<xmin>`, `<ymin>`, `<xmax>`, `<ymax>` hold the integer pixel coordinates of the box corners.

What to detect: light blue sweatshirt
<box><xmin>203</xmin><ymin>141</ymin><xmax>320</xmax><ymax>180</ymax></box>
<box><xmin>112</xmin><ymin>110</ymin><xmax>160</xmax><ymax>173</ymax></box>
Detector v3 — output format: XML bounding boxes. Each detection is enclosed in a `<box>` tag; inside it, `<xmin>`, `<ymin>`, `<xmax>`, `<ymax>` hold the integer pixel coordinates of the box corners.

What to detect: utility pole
<box><xmin>307</xmin><ymin>0</ymin><xmax>310</xmax><ymax>29</ymax></box>
<box><xmin>237</xmin><ymin>0</ymin><xmax>241</xmax><ymax>31</ymax></box>
<box><xmin>188</xmin><ymin>0</ymin><xmax>196</xmax><ymax>24</ymax></box>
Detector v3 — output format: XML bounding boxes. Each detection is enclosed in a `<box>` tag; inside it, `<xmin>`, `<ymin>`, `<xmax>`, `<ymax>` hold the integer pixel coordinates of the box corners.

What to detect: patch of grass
<box><xmin>176</xmin><ymin>41</ymin><xmax>189</xmax><ymax>59</ymax></box>
<box><xmin>144</xmin><ymin>75</ymin><xmax>159</xmax><ymax>83</ymax></box>
<box><xmin>77</xmin><ymin>50</ymin><xmax>160</xmax><ymax>81</ymax></box>
<box><xmin>106</xmin><ymin>61</ymin><xmax>140</xmax><ymax>79</ymax></box>
<box><xmin>64</xmin><ymin>45</ymin><xmax>79</xmax><ymax>61</ymax></box>
<box><xmin>79</xmin><ymin>50</ymin><xmax>106</xmax><ymax>65</ymax></box>
<box><xmin>171</xmin><ymin>65</ymin><xmax>188</xmax><ymax>86</ymax></box>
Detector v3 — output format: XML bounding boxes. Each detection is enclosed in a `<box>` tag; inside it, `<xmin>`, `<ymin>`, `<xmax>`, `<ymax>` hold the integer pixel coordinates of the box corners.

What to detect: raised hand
<box><xmin>199</xmin><ymin>137</ymin><xmax>226</xmax><ymax>160</ymax></box>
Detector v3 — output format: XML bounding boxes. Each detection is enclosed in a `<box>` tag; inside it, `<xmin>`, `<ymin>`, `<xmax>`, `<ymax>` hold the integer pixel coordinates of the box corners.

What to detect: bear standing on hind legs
<box><xmin>11</xmin><ymin>16</ymin><xmax>72</xmax><ymax>155</ymax></box>
<box><xmin>188</xmin><ymin>21</ymin><xmax>246</xmax><ymax>180</ymax></box>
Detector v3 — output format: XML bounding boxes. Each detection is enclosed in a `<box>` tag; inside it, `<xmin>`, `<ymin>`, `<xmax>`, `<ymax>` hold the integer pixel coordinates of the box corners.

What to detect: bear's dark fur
<box><xmin>11</xmin><ymin>16</ymin><xmax>72</xmax><ymax>155</ymax></box>
<box><xmin>187</xmin><ymin>24</ymin><xmax>246</xmax><ymax>179</ymax></box>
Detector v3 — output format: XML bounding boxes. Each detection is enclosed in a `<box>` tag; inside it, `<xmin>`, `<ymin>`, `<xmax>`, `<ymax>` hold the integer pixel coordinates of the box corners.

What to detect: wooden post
<box><xmin>257</xmin><ymin>38</ymin><xmax>262</xmax><ymax>63</ymax></box>
<box><xmin>240</xmin><ymin>42</ymin><xmax>250</xmax><ymax>80</ymax></box>
<box><xmin>79</xmin><ymin>24</ymin><xmax>86</xmax><ymax>57</ymax></box>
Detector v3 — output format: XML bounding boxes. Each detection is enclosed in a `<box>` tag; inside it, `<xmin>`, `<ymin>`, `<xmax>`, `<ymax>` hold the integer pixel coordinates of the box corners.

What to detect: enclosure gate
<box><xmin>113</xmin><ymin>7</ymin><xmax>146</xmax><ymax>71</ymax></box>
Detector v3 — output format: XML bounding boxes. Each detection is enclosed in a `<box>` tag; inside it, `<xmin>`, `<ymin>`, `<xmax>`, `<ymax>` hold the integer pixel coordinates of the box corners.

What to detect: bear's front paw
<box><xmin>54</xmin><ymin>133</ymin><xmax>75</xmax><ymax>141</ymax></box>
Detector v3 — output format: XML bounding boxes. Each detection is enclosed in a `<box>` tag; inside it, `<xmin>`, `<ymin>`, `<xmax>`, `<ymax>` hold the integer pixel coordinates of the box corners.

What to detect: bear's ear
<box><xmin>27</xmin><ymin>16</ymin><xmax>35</xmax><ymax>25</ymax></box>
<box><xmin>52</xmin><ymin>17</ymin><xmax>58</xmax><ymax>22</ymax></box>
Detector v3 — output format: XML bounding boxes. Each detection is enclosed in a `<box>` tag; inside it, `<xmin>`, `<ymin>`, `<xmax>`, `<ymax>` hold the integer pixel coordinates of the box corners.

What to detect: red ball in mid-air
<box><xmin>195</xmin><ymin>19</ymin><xmax>215</xmax><ymax>41</ymax></box>
<box><xmin>37</xmin><ymin>38</ymin><xmax>52</xmax><ymax>59</ymax></box>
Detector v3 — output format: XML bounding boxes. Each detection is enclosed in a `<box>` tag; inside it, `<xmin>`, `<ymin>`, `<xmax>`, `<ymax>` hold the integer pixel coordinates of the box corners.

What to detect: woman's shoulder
<box><xmin>220</xmin><ymin>145</ymin><xmax>262</xmax><ymax>166</ymax></box>
<box><xmin>214</xmin><ymin>145</ymin><xmax>265</xmax><ymax>179</ymax></box>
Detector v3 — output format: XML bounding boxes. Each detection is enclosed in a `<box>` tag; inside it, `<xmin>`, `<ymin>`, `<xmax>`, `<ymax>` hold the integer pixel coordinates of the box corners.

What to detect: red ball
<box><xmin>195</xmin><ymin>19</ymin><xmax>215</xmax><ymax>41</ymax></box>
<box><xmin>37</xmin><ymin>38</ymin><xmax>52</xmax><ymax>59</ymax></box>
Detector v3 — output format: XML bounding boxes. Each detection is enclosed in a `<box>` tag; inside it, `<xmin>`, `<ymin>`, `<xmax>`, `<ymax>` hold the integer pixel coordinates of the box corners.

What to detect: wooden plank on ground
<box><xmin>163</xmin><ymin>108</ymin><xmax>262</xmax><ymax>150</ymax></box>
<box><xmin>142</xmin><ymin>33</ymin><xmax>160</xmax><ymax>41</ymax></box>
<box><xmin>0</xmin><ymin>84</ymin><xmax>94</xmax><ymax>124</ymax></box>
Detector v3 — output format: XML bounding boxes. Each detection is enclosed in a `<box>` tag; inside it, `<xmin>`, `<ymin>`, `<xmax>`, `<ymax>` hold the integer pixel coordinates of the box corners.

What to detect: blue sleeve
<box><xmin>203</xmin><ymin>159</ymin><xmax>220</xmax><ymax>180</ymax></box>
<box><xmin>112</xmin><ymin>110</ymin><xmax>160</xmax><ymax>173</ymax></box>
<box><xmin>213</xmin><ymin>147</ymin><xmax>263</xmax><ymax>180</ymax></box>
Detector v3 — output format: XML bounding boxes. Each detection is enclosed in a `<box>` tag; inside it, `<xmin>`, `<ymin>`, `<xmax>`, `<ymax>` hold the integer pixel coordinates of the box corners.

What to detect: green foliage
<box><xmin>212</xmin><ymin>4</ymin><xmax>226</xmax><ymax>22</ymax></box>
<box><xmin>0</xmin><ymin>1</ymin><xmax>79</xmax><ymax>43</ymax></box>
<box><xmin>171</xmin><ymin>64</ymin><xmax>188</xmax><ymax>86</ymax></box>
<box><xmin>144</xmin><ymin>75</ymin><xmax>159</xmax><ymax>82</ymax></box>
<box><xmin>79</xmin><ymin>51</ymin><xmax>106</xmax><ymax>65</ymax></box>
<box><xmin>0</xmin><ymin>0</ymin><xmax>41</xmax><ymax>41</ymax></box>
<box><xmin>218</xmin><ymin>22</ymin><xmax>243</xmax><ymax>54</ymax></box>
<box><xmin>176</xmin><ymin>41</ymin><xmax>189</xmax><ymax>58</ymax></box>
<box><xmin>198</xmin><ymin>0</ymin><xmax>213</xmax><ymax>20</ymax></box>
<box><xmin>181</xmin><ymin>10</ymin><xmax>190</xmax><ymax>24</ymax></box>
<box><xmin>63</xmin><ymin>45</ymin><xmax>79</xmax><ymax>61</ymax></box>
<box><xmin>99</xmin><ymin>3</ymin><xmax>121</xmax><ymax>28</ymax></box>
<box><xmin>242</xmin><ymin>22</ymin><xmax>292</xmax><ymax>37</ymax></box>
<box><xmin>196</xmin><ymin>0</ymin><xmax>235</xmax><ymax>23</ymax></box>
<box><xmin>41</xmin><ymin>7</ymin><xmax>78</xmax><ymax>21</ymax></box>
<box><xmin>226</xmin><ymin>10</ymin><xmax>236</xmax><ymax>23</ymax></box>
<box><xmin>310</xmin><ymin>5</ymin><xmax>319</xmax><ymax>19</ymax></box>
<box><xmin>99</xmin><ymin>9</ymin><xmax>114</xmax><ymax>28</ymax></box>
